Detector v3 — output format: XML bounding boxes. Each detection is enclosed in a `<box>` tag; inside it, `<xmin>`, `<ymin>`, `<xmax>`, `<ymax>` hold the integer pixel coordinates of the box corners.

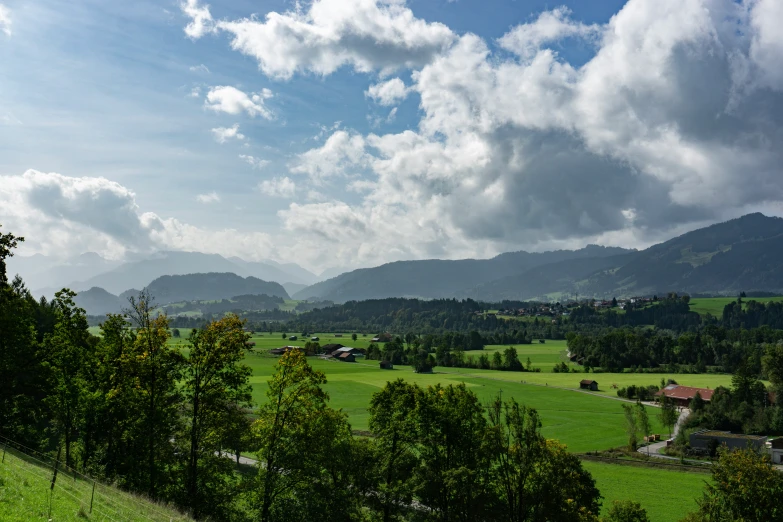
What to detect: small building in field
<box><xmin>371</xmin><ymin>333</ymin><xmax>392</xmax><ymax>343</ymax></box>
<box><xmin>538</xmin><ymin>339</ymin><xmax>546</xmax><ymax>344</ymax></box>
<box><xmin>245</xmin><ymin>341</ymin><xmax>256</xmax><ymax>348</ymax></box>
<box><xmin>380</xmin><ymin>360</ymin><xmax>394</xmax><ymax>370</ymax></box>
<box><xmin>334</xmin><ymin>334</ymin><xmax>343</xmax><ymax>338</ymax></box>
<box><xmin>579</xmin><ymin>379</ymin><xmax>599</xmax><ymax>391</ymax></box>
<box><xmin>331</xmin><ymin>347</ymin><xmax>364</xmax><ymax>358</ymax></box>
<box><xmin>338</xmin><ymin>352</ymin><xmax>355</xmax><ymax>363</ymax></box>
<box><xmin>311</xmin><ymin>336</ymin><xmax>320</xmax><ymax>341</ymax></box>
<box><xmin>690</xmin><ymin>430</ymin><xmax>767</xmax><ymax>452</ymax></box>
<box><xmin>654</xmin><ymin>385</ymin><xmax>714</xmax><ymax>408</ymax></box>
<box><xmin>288</xmin><ymin>335</ymin><xmax>298</xmax><ymax>341</ymax></box>
<box><xmin>270</xmin><ymin>346</ymin><xmax>301</xmax><ymax>356</ymax></box>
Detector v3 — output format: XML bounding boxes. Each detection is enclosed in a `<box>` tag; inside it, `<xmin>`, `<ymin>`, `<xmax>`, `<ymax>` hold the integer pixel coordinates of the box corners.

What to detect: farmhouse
<box><xmin>690</xmin><ymin>430</ymin><xmax>767</xmax><ymax>452</ymax></box>
<box><xmin>579</xmin><ymin>379</ymin><xmax>598</xmax><ymax>391</ymax></box>
<box><xmin>371</xmin><ymin>333</ymin><xmax>392</xmax><ymax>343</ymax></box>
<box><xmin>311</xmin><ymin>336</ymin><xmax>320</xmax><ymax>341</ymax></box>
<box><xmin>380</xmin><ymin>360</ymin><xmax>394</xmax><ymax>370</ymax></box>
<box><xmin>270</xmin><ymin>346</ymin><xmax>301</xmax><ymax>356</ymax></box>
<box><xmin>338</xmin><ymin>352</ymin><xmax>355</xmax><ymax>363</ymax></box>
<box><xmin>331</xmin><ymin>347</ymin><xmax>364</xmax><ymax>358</ymax></box>
<box><xmin>767</xmin><ymin>438</ymin><xmax>783</xmax><ymax>464</ymax></box>
<box><xmin>655</xmin><ymin>385</ymin><xmax>714</xmax><ymax>408</ymax></box>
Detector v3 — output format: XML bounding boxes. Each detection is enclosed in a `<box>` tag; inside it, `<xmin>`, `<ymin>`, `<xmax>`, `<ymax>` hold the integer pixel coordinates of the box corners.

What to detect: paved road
<box><xmin>637</xmin><ymin>408</ymin><xmax>704</xmax><ymax>463</ymax></box>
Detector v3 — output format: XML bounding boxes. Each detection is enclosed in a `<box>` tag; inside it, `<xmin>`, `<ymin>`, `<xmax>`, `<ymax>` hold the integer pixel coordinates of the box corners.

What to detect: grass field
<box><xmin>0</xmin><ymin>445</ymin><xmax>190</xmax><ymax>522</ymax></box>
<box><xmin>689</xmin><ymin>296</ymin><xmax>783</xmax><ymax>316</ymax></box>
<box><xmin>584</xmin><ymin>461</ymin><xmax>709</xmax><ymax>521</ymax></box>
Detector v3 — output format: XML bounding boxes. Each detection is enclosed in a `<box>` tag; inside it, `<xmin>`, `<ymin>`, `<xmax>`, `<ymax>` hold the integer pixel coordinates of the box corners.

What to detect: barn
<box><xmin>579</xmin><ymin>379</ymin><xmax>598</xmax><ymax>391</ymax></box>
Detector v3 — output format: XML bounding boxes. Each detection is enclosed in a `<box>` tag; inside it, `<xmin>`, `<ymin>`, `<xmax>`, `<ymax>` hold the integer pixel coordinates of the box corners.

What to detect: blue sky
<box><xmin>0</xmin><ymin>0</ymin><xmax>782</xmax><ymax>272</ymax></box>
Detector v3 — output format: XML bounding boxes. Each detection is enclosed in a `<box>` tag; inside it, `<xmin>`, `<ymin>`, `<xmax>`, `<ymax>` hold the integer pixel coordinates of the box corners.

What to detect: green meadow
<box><xmin>583</xmin><ymin>461</ymin><xmax>709</xmax><ymax>522</ymax></box>
<box><xmin>688</xmin><ymin>296</ymin><xmax>783</xmax><ymax>317</ymax></box>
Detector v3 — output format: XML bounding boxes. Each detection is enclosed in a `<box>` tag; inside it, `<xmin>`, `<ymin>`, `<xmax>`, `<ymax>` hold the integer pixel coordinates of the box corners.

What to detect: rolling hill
<box><xmin>74</xmin><ymin>286</ymin><xmax>126</xmax><ymax>315</ymax></box>
<box><xmin>293</xmin><ymin>245</ymin><xmax>631</xmax><ymax>302</ymax></box>
<box><xmin>293</xmin><ymin>214</ymin><xmax>783</xmax><ymax>302</ymax></box>
<box><xmin>144</xmin><ymin>272</ymin><xmax>289</xmax><ymax>304</ymax></box>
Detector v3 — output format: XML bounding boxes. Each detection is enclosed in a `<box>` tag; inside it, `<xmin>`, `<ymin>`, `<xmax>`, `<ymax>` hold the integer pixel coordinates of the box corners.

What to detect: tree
<box><xmin>503</xmin><ymin>347</ymin><xmax>522</xmax><ymax>371</ymax></box>
<box><xmin>281</xmin><ymin>332</ymin><xmax>287</xmax><ymax>339</ymax></box>
<box><xmin>604</xmin><ymin>500</ymin><xmax>650</xmax><ymax>522</ymax></box>
<box><xmin>124</xmin><ymin>290</ymin><xmax>183</xmax><ymax>498</ymax></box>
<box><xmin>686</xmin><ymin>448</ymin><xmax>783</xmax><ymax>521</ymax></box>
<box><xmin>488</xmin><ymin>397</ymin><xmax>600</xmax><ymax>521</ymax></box>
<box><xmin>352</xmin><ymin>332</ymin><xmax>358</xmax><ymax>341</ymax></box>
<box><xmin>413</xmin><ymin>383</ymin><xmax>495</xmax><ymax>520</ymax></box>
<box><xmin>636</xmin><ymin>403</ymin><xmax>651</xmax><ymax>455</ymax></box>
<box><xmin>659</xmin><ymin>395</ymin><xmax>678</xmax><ymax>438</ymax></box>
<box><xmin>182</xmin><ymin>315</ymin><xmax>253</xmax><ymax>519</ymax></box>
<box><xmin>367</xmin><ymin>379</ymin><xmax>419</xmax><ymax>522</ymax></box>
<box><xmin>622</xmin><ymin>404</ymin><xmax>638</xmax><ymax>451</ymax></box>
<box><xmin>0</xmin><ymin>228</ymin><xmax>47</xmax><ymax>446</ymax></box>
<box><xmin>43</xmin><ymin>289</ymin><xmax>91</xmax><ymax>468</ymax></box>
<box><xmin>255</xmin><ymin>350</ymin><xmax>330</xmax><ymax>521</ymax></box>
<box><xmin>690</xmin><ymin>391</ymin><xmax>706</xmax><ymax>412</ymax></box>
<box><xmin>172</xmin><ymin>328</ymin><xmax>181</xmax><ymax>338</ymax></box>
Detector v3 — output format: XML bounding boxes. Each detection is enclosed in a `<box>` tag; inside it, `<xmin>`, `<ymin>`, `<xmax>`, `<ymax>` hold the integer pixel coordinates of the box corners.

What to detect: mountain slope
<box><xmin>73</xmin><ymin>251</ymin><xmax>249</xmax><ymax>294</ymax></box>
<box><xmin>75</xmin><ymin>287</ymin><xmax>125</xmax><ymax>315</ymax></box>
<box><xmin>294</xmin><ymin>245</ymin><xmax>631</xmax><ymax>302</ymax></box>
<box><xmin>580</xmin><ymin>213</ymin><xmax>783</xmax><ymax>296</ymax></box>
<box><xmin>145</xmin><ymin>273</ymin><xmax>289</xmax><ymax>304</ymax></box>
<box><xmin>7</xmin><ymin>252</ymin><xmax>122</xmax><ymax>295</ymax></box>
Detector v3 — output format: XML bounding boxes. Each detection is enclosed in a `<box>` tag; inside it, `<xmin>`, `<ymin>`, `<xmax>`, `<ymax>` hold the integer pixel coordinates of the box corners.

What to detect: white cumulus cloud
<box><xmin>181</xmin><ymin>0</ymin><xmax>456</xmax><ymax>79</ymax></box>
<box><xmin>0</xmin><ymin>4</ymin><xmax>11</xmax><ymax>37</ymax></box>
<box><xmin>211</xmin><ymin>124</ymin><xmax>245</xmax><ymax>143</ymax></box>
<box><xmin>182</xmin><ymin>0</ymin><xmax>214</xmax><ymax>39</ymax></box>
<box><xmin>259</xmin><ymin>177</ymin><xmax>296</xmax><ymax>198</ymax></box>
<box><xmin>366</xmin><ymin>78</ymin><xmax>410</xmax><ymax>106</ymax></box>
<box><xmin>205</xmin><ymin>86</ymin><xmax>273</xmax><ymax>119</ymax></box>
<box><xmin>289</xmin><ymin>130</ymin><xmax>369</xmax><ymax>184</ymax></box>
<box><xmin>196</xmin><ymin>191</ymin><xmax>220</xmax><ymax>203</ymax></box>
<box><xmin>498</xmin><ymin>6</ymin><xmax>600</xmax><ymax>59</ymax></box>
<box><xmin>239</xmin><ymin>154</ymin><xmax>270</xmax><ymax>169</ymax></box>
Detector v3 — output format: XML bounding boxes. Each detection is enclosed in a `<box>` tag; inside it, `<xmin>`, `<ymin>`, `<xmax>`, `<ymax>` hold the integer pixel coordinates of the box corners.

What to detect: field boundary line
<box><xmin>578</xmin><ymin>454</ymin><xmax>711</xmax><ymax>474</ymax></box>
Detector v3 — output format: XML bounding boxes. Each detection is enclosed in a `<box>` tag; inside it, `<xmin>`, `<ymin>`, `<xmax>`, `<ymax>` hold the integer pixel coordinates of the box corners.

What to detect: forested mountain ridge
<box><xmin>293</xmin><ymin>245</ymin><xmax>631</xmax><ymax>302</ymax></box>
<box><xmin>580</xmin><ymin>213</ymin><xmax>783</xmax><ymax>297</ymax></box>
<box><xmin>143</xmin><ymin>272</ymin><xmax>289</xmax><ymax>304</ymax></box>
<box><xmin>295</xmin><ymin>214</ymin><xmax>783</xmax><ymax>302</ymax></box>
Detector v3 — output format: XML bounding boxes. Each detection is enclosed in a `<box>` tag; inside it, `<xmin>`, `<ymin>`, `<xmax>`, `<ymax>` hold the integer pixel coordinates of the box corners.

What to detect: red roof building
<box><xmin>655</xmin><ymin>385</ymin><xmax>714</xmax><ymax>407</ymax></box>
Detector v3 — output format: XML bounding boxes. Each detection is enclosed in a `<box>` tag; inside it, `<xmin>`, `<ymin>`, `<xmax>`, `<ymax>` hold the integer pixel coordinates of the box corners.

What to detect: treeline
<box><xmin>566</xmin><ymin>325</ymin><xmax>783</xmax><ymax>374</ymax></box>
<box><xmin>569</xmin><ymin>295</ymin><xmax>702</xmax><ymax>330</ymax></box>
<box><xmin>162</xmin><ymin>293</ymin><xmax>284</xmax><ymax>315</ymax></box>
<box><xmin>723</xmin><ymin>298</ymin><xmax>783</xmax><ymax>329</ymax></box>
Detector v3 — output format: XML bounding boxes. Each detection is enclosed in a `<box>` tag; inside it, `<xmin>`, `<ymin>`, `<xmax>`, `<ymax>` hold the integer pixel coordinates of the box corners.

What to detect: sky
<box><xmin>0</xmin><ymin>0</ymin><xmax>782</xmax><ymax>274</ymax></box>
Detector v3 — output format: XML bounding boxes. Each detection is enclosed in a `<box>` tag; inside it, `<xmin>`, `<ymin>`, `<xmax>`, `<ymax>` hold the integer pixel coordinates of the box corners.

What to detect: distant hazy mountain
<box><xmin>7</xmin><ymin>252</ymin><xmax>121</xmax><ymax>295</ymax></box>
<box><xmin>145</xmin><ymin>273</ymin><xmax>289</xmax><ymax>304</ymax></box>
<box><xmin>227</xmin><ymin>257</ymin><xmax>317</xmax><ymax>285</ymax></box>
<box><xmin>318</xmin><ymin>266</ymin><xmax>351</xmax><ymax>281</ymax></box>
<box><xmin>282</xmin><ymin>282</ymin><xmax>308</xmax><ymax>297</ymax></box>
<box><xmin>74</xmin><ymin>287</ymin><xmax>125</xmax><ymax>316</ymax></box>
<box><xmin>72</xmin><ymin>252</ymin><xmax>246</xmax><ymax>294</ymax></box>
<box><xmin>260</xmin><ymin>259</ymin><xmax>319</xmax><ymax>285</ymax></box>
<box><xmin>293</xmin><ymin>245</ymin><xmax>632</xmax><ymax>302</ymax></box>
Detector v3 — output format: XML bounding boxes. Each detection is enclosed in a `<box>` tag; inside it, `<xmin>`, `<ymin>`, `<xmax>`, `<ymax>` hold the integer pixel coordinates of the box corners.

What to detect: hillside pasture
<box><xmin>583</xmin><ymin>461</ymin><xmax>709</xmax><ymax>522</ymax></box>
<box><xmin>245</xmin><ymin>353</ymin><xmax>669</xmax><ymax>452</ymax></box>
<box><xmin>689</xmin><ymin>296</ymin><xmax>783</xmax><ymax>317</ymax></box>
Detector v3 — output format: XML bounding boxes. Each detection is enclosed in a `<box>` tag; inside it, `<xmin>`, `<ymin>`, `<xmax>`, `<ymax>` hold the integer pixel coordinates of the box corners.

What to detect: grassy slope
<box><xmin>0</xmin><ymin>446</ymin><xmax>190</xmax><ymax>522</ymax></box>
<box><xmin>689</xmin><ymin>296</ymin><xmax>783</xmax><ymax>316</ymax></box>
<box><xmin>584</xmin><ymin>461</ymin><xmax>709</xmax><ymax>522</ymax></box>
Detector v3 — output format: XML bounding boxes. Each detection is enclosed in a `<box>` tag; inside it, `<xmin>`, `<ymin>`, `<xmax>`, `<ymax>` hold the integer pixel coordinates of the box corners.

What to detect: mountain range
<box><xmin>73</xmin><ymin>273</ymin><xmax>290</xmax><ymax>316</ymax></box>
<box><xmin>8</xmin><ymin>251</ymin><xmax>322</xmax><ymax>297</ymax></box>
<box><xmin>19</xmin><ymin>213</ymin><xmax>783</xmax><ymax>311</ymax></box>
<box><xmin>294</xmin><ymin>213</ymin><xmax>783</xmax><ymax>303</ymax></box>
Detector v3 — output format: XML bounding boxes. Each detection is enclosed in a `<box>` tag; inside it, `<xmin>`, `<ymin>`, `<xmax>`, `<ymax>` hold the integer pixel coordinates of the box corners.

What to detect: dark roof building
<box><xmin>270</xmin><ymin>346</ymin><xmax>301</xmax><ymax>356</ymax></box>
<box><xmin>579</xmin><ymin>379</ymin><xmax>598</xmax><ymax>391</ymax></box>
<box><xmin>690</xmin><ymin>430</ymin><xmax>767</xmax><ymax>452</ymax></box>
<box><xmin>380</xmin><ymin>360</ymin><xmax>393</xmax><ymax>370</ymax></box>
<box><xmin>655</xmin><ymin>385</ymin><xmax>714</xmax><ymax>407</ymax></box>
<box><xmin>338</xmin><ymin>352</ymin><xmax>355</xmax><ymax>363</ymax></box>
